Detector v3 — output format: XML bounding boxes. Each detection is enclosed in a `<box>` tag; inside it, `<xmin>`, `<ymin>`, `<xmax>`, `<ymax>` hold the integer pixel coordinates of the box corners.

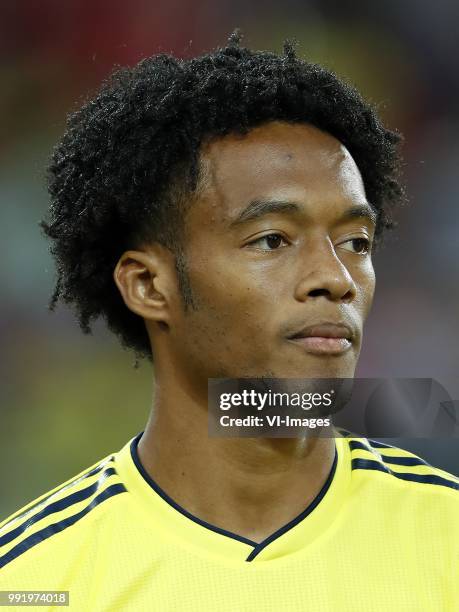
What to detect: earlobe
<box><xmin>113</xmin><ymin>250</ymin><xmax>169</xmax><ymax>322</ymax></box>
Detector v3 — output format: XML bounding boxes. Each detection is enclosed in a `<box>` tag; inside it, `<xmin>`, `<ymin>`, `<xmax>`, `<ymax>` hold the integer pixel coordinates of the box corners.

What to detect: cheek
<box><xmin>183</xmin><ymin>263</ymin><xmax>279</xmax><ymax>364</ymax></box>
<box><xmin>177</xmin><ymin>292</ymin><xmax>271</xmax><ymax>378</ymax></box>
<box><xmin>355</xmin><ymin>261</ymin><xmax>376</xmax><ymax>318</ymax></box>
<box><xmin>190</xmin><ymin>252</ymin><xmax>276</xmax><ymax>318</ymax></box>
<box><xmin>193</xmin><ymin>279</ymin><xmax>268</xmax><ymax>335</ymax></box>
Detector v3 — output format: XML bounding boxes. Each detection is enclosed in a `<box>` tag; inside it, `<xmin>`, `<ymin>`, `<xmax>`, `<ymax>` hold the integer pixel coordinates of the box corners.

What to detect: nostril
<box><xmin>308</xmin><ymin>288</ymin><xmax>330</xmax><ymax>298</ymax></box>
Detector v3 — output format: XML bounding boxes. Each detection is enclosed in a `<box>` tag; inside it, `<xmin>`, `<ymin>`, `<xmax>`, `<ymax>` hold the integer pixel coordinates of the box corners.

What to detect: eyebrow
<box><xmin>229</xmin><ymin>198</ymin><xmax>378</xmax><ymax>228</ymax></box>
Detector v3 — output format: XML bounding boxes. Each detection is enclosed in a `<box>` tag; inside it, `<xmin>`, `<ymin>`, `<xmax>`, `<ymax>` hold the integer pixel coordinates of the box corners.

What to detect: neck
<box><xmin>137</xmin><ymin>371</ymin><xmax>336</xmax><ymax>544</ymax></box>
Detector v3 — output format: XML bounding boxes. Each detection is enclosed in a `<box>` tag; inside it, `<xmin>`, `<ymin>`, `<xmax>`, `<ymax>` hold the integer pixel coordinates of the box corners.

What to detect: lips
<box><xmin>288</xmin><ymin>322</ymin><xmax>354</xmax><ymax>341</ymax></box>
<box><xmin>287</xmin><ymin>322</ymin><xmax>355</xmax><ymax>355</ymax></box>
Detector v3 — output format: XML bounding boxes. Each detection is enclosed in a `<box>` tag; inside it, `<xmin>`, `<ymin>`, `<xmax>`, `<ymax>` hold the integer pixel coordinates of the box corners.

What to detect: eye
<box><xmin>247</xmin><ymin>233</ymin><xmax>289</xmax><ymax>251</ymax></box>
<box><xmin>339</xmin><ymin>237</ymin><xmax>371</xmax><ymax>255</ymax></box>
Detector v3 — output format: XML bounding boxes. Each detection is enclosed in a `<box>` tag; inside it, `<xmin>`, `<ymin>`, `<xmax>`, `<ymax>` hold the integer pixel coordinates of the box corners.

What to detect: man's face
<box><xmin>167</xmin><ymin>121</ymin><xmax>376</xmax><ymax>380</ymax></box>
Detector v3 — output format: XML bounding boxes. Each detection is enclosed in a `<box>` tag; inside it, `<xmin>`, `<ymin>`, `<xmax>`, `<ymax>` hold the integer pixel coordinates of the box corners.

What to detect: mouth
<box><xmin>287</xmin><ymin>336</ymin><xmax>352</xmax><ymax>355</ymax></box>
<box><xmin>286</xmin><ymin>322</ymin><xmax>354</xmax><ymax>356</ymax></box>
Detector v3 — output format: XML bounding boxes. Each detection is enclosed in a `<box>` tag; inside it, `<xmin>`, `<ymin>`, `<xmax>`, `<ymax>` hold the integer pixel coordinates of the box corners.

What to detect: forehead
<box><xmin>196</xmin><ymin>121</ymin><xmax>366</xmax><ymax>221</ymax></box>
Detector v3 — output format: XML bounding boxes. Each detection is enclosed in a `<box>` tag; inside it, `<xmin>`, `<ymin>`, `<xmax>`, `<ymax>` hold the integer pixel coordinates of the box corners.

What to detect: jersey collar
<box><xmin>116</xmin><ymin>431</ymin><xmax>351</xmax><ymax>564</ymax></box>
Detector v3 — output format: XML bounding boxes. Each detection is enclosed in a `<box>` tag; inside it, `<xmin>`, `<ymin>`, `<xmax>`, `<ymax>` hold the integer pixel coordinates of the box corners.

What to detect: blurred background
<box><xmin>1</xmin><ymin>0</ymin><xmax>458</xmax><ymax>519</ymax></box>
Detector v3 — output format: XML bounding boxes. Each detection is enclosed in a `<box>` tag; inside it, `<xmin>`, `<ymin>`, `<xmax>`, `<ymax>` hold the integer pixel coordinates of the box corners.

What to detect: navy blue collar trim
<box><xmin>130</xmin><ymin>431</ymin><xmax>338</xmax><ymax>561</ymax></box>
<box><xmin>245</xmin><ymin>447</ymin><xmax>338</xmax><ymax>561</ymax></box>
<box><xmin>130</xmin><ymin>432</ymin><xmax>257</xmax><ymax>547</ymax></box>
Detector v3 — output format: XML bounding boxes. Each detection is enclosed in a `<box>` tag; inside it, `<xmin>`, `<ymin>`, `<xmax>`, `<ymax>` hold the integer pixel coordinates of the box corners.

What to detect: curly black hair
<box><xmin>41</xmin><ymin>30</ymin><xmax>406</xmax><ymax>363</ymax></box>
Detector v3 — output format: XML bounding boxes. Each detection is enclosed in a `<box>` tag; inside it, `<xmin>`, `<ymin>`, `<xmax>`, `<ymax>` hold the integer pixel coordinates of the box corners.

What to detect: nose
<box><xmin>294</xmin><ymin>239</ymin><xmax>357</xmax><ymax>303</ymax></box>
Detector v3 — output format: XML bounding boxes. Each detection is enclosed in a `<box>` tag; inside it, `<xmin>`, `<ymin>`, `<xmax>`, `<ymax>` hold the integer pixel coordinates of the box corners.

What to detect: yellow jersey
<box><xmin>0</xmin><ymin>432</ymin><xmax>458</xmax><ymax>611</ymax></box>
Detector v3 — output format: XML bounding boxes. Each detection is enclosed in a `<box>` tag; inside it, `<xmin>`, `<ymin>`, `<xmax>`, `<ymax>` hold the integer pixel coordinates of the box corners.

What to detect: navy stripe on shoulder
<box><xmin>335</xmin><ymin>428</ymin><xmax>354</xmax><ymax>438</ymax></box>
<box><xmin>348</xmin><ymin>440</ymin><xmax>377</xmax><ymax>453</ymax></box>
<box><xmin>382</xmin><ymin>456</ymin><xmax>430</xmax><ymax>467</ymax></box>
<box><xmin>351</xmin><ymin>458</ymin><xmax>459</xmax><ymax>491</ymax></box>
<box><xmin>2</xmin><ymin>457</ymin><xmax>115</xmax><ymax>528</ymax></box>
<box><xmin>0</xmin><ymin>467</ymin><xmax>117</xmax><ymax>548</ymax></box>
<box><xmin>0</xmin><ymin>483</ymin><xmax>127</xmax><ymax>570</ymax></box>
<box><xmin>367</xmin><ymin>439</ymin><xmax>397</xmax><ymax>449</ymax></box>
<box><xmin>348</xmin><ymin>440</ymin><xmax>430</xmax><ymax>467</ymax></box>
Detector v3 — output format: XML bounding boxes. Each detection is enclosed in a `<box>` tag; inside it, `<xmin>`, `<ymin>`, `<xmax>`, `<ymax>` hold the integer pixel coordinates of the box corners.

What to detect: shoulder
<box><xmin>344</xmin><ymin>434</ymin><xmax>459</xmax><ymax>500</ymax></box>
<box><xmin>0</xmin><ymin>452</ymin><xmax>128</xmax><ymax>572</ymax></box>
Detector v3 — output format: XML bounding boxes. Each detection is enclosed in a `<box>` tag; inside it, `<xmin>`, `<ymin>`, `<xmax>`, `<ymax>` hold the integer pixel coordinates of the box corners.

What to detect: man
<box><xmin>0</xmin><ymin>32</ymin><xmax>457</xmax><ymax>610</ymax></box>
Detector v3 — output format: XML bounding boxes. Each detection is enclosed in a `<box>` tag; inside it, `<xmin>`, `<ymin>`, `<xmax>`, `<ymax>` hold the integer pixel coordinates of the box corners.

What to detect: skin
<box><xmin>114</xmin><ymin>121</ymin><xmax>376</xmax><ymax>542</ymax></box>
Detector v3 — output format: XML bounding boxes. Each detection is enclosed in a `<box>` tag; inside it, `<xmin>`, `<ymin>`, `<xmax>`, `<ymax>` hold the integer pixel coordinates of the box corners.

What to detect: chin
<box><xmin>276</xmin><ymin>360</ymin><xmax>356</xmax><ymax>380</ymax></box>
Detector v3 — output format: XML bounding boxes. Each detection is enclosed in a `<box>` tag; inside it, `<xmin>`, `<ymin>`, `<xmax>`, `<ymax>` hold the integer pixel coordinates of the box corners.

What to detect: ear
<box><xmin>113</xmin><ymin>244</ymin><xmax>175</xmax><ymax>324</ymax></box>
